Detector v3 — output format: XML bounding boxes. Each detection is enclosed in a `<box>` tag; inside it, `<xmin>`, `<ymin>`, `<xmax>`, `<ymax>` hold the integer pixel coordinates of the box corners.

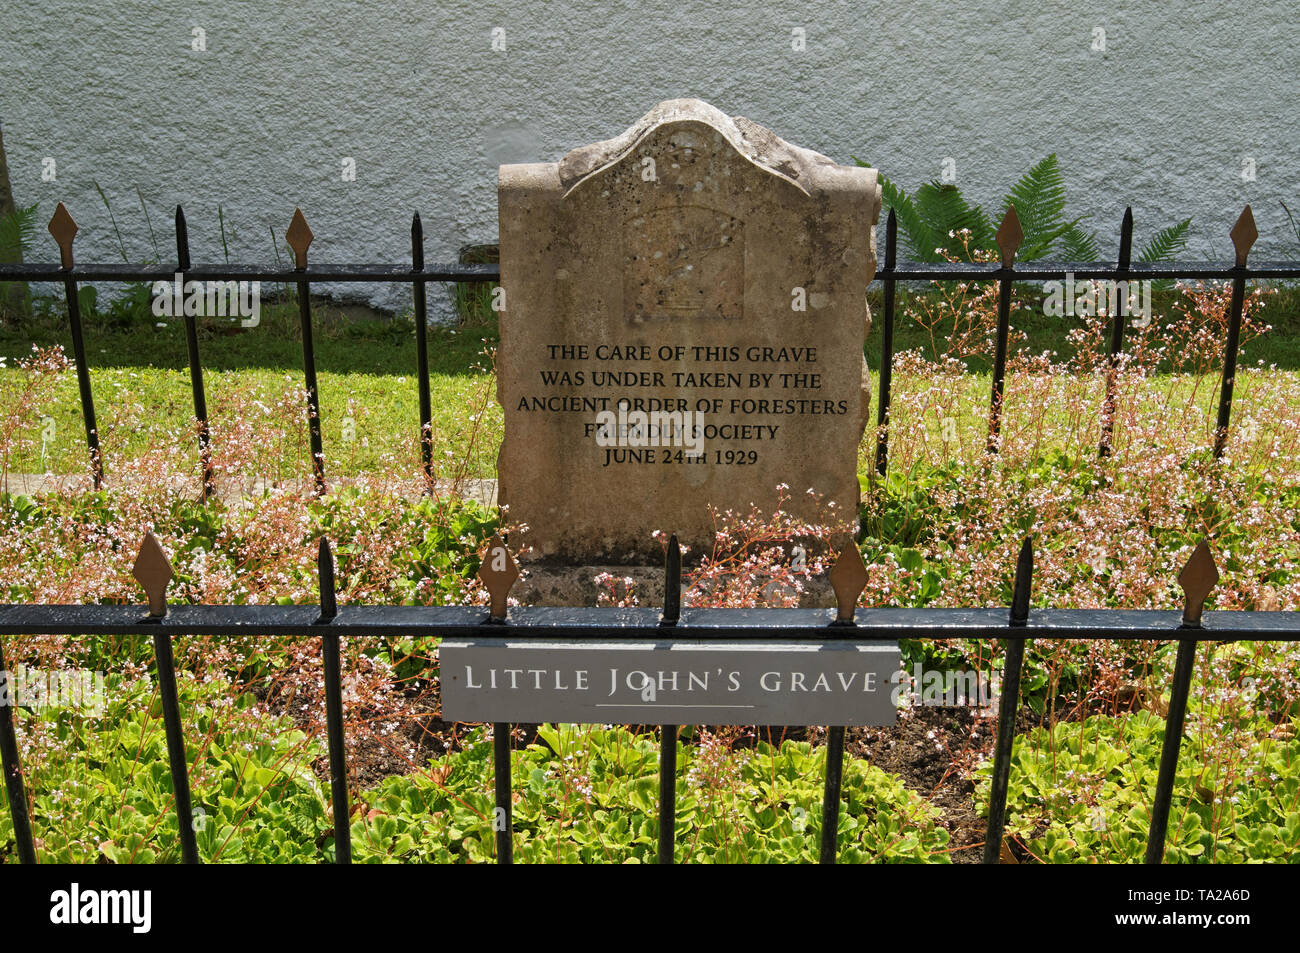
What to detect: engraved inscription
<box><xmin>624</xmin><ymin>205</ymin><xmax>743</xmax><ymax>322</ymax></box>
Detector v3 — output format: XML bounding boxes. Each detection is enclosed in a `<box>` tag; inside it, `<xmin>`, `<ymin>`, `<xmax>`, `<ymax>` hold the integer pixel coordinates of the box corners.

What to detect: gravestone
<box><xmin>497</xmin><ymin>99</ymin><xmax>881</xmax><ymax>560</ymax></box>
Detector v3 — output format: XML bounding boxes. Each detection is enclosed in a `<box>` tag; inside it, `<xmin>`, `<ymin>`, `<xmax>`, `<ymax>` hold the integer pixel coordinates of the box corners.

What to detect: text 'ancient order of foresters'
<box><xmin>497</xmin><ymin>99</ymin><xmax>881</xmax><ymax>560</ymax></box>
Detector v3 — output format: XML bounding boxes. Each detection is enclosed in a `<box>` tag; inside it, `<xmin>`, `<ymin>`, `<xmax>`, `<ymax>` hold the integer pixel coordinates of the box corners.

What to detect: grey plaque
<box><xmin>440</xmin><ymin>639</ymin><xmax>900</xmax><ymax>725</ymax></box>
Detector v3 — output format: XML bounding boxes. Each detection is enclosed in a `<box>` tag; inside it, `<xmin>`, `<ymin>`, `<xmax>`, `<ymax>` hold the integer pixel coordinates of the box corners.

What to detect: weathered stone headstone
<box><xmin>497</xmin><ymin>99</ymin><xmax>880</xmax><ymax>560</ymax></box>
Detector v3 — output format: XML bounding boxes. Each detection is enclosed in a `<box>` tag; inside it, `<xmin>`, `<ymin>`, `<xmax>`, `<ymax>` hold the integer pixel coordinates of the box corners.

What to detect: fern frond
<box><xmin>880</xmin><ymin>173</ymin><xmax>943</xmax><ymax>262</ymax></box>
<box><xmin>914</xmin><ymin>182</ymin><xmax>995</xmax><ymax>259</ymax></box>
<box><xmin>1059</xmin><ymin>223</ymin><xmax>1102</xmax><ymax>262</ymax></box>
<box><xmin>1138</xmin><ymin>218</ymin><xmax>1191</xmax><ymax>263</ymax></box>
<box><xmin>854</xmin><ymin>162</ymin><xmax>984</xmax><ymax>262</ymax></box>
<box><xmin>0</xmin><ymin>203</ymin><xmax>40</xmax><ymax>260</ymax></box>
<box><xmin>999</xmin><ymin>154</ymin><xmax>1073</xmax><ymax>260</ymax></box>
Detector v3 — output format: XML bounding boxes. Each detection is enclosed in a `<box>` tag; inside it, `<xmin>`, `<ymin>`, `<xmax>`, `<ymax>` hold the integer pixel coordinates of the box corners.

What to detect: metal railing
<box><xmin>1</xmin><ymin>532</ymin><xmax>1296</xmax><ymax>864</ymax></box>
<box><xmin>1</xmin><ymin>202</ymin><xmax>1299</xmax><ymax>864</ymax></box>
<box><xmin>2</xmin><ymin>203</ymin><xmax>1297</xmax><ymax>495</ymax></box>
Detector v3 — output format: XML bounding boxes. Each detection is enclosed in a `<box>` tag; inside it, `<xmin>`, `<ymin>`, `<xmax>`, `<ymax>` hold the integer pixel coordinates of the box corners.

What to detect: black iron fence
<box><xmin>874</xmin><ymin>206</ymin><xmax>1300</xmax><ymax>471</ymax></box>
<box><xmin>1</xmin><ymin>203</ymin><xmax>1298</xmax><ymax>494</ymax></box>
<box><xmin>1</xmin><ymin>202</ymin><xmax>1299</xmax><ymax>864</ymax></box>
<box><xmin>3</xmin><ymin>530</ymin><xmax>1297</xmax><ymax>865</ymax></box>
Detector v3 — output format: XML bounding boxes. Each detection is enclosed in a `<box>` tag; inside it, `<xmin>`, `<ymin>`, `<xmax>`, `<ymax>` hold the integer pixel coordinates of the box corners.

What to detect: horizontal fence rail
<box><xmin>7</xmin><ymin>259</ymin><xmax>1300</xmax><ymax>283</ymax></box>
<box><xmin>0</xmin><ymin>533</ymin><xmax>1297</xmax><ymax>865</ymax></box>
<box><xmin>6</xmin><ymin>604</ymin><xmax>1300</xmax><ymax>638</ymax></box>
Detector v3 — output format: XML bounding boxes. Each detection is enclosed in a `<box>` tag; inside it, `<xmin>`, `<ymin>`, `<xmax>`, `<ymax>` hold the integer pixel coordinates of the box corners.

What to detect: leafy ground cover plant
<box><xmin>353</xmin><ymin>724</ymin><xmax>950</xmax><ymax>863</ymax></box>
<box><xmin>973</xmin><ymin>708</ymin><xmax>1300</xmax><ymax>863</ymax></box>
<box><xmin>0</xmin><ymin>665</ymin><xmax>332</xmax><ymax>864</ymax></box>
<box><xmin>0</xmin><ymin>674</ymin><xmax>950</xmax><ymax>863</ymax></box>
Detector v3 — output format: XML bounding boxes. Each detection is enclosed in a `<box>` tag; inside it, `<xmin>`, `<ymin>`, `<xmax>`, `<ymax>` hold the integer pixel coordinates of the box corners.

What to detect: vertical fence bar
<box><xmin>658</xmin><ymin>534</ymin><xmax>681</xmax><ymax>864</ymax></box>
<box><xmin>657</xmin><ymin>727</ymin><xmax>679</xmax><ymax>864</ymax></box>
<box><xmin>492</xmin><ymin>724</ymin><xmax>513</xmax><ymax>864</ymax></box>
<box><xmin>1145</xmin><ymin>541</ymin><xmax>1218</xmax><ymax>864</ymax></box>
<box><xmin>822</xmin><ymin>542</ymin><xmax>869</xmax><ymax>863</ymax></box>
<box><xmin>983</xmin><ymin>536</ymin><xmax>1034</xmax><ymax>864</ymax></box>
<box><xmin>477</xmin><ymin>535</ymin><xmax>519</xmax><ymax>865</ymax></box>
<box><xmin>298</xmin><ymin>282</ymin><xmax>325</xmax><ymax>493</ymax></box>
<box><xmin>987</xmin><ymin>278</ymin><xmax>1014</xmax><ymax>451</ymax></box>
<box><xmin>819</xmin><ymin>726</ymin><xmax>846</xmax><ymax>864</ymax></box>
<box><xmin>1145</xmin><ymin>637</ymin><xmax>1198</xmax><ymax>864</ymax></box>
<box><xmin>152</xmin><ymin>628</ymin><xmax>199</xmax><ymax>864</ymax></box>
<box><xmin>133</xmin><ymin>532</ymin><xmax>199</xmax><ymax>863</ymax></box>
<box><xmin>286</xmin><ymin>209</ymin><xmax>326</xmax><ymax>494</ymax></box>
<box><xmin>47</xmin><ymin>204</ymin><xmax>102</xmax><ymax>488</ymax></box>
<box><xmin>1098</xmin><ymin>207</ymin><xmax>1133</xmax><ymax>458</ymax></box>
<box><xmin>1213</xmin><ymin>207</ymin><xmax>1257</xmax><ymax>459</ymax></box>
<box><xmin>0</xmin><ymin>639</ymin><xmax>37</xmax><ymax>864</ymax></box>
<box><xmin>65</xmin><ymin>277</ymin><xmax>102</xmax><ymax>488</ymax></box>
<box><xmin>874</xmin><ymin>208</ymin><xmax>897</xmax><ymax>477</ymax></box>
<box><xmin>316</xmin><ymin>538</ymin><xmax>351</xmax><ymax>863</ymax></box>
<box><xmin>411</xmin><ymin>213</ymin><xmax>434</xmax><ymax>490</ymax></box>
<box><xmin>987</xmin><ymin>207</ymin><xmax>1023</xmax><ymax>453</ymax></box>
<box><xmin>175</xmin><ymin>206</ymin><xmax>215</xmax><ymax>499</ymax></box>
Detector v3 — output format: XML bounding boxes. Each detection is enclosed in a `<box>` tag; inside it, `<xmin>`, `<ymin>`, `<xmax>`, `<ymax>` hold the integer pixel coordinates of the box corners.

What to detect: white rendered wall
<box><xmin>2</xmin><ymin>1</ymin><xmax>1295</xmax><ymax>315</ymax></box>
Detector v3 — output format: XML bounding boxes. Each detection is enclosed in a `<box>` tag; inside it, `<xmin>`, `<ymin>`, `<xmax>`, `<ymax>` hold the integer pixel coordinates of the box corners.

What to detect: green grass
<box><xmin>0</xmin><ymin>363</ymin><xmax>502</xmax><ymax>481</ymax></box>
<box><xmin>0</xmin><ymin>293</ymin><xmax>498</xmax><ymax>374</ymax></box>
<box><xmin>1</xmin><ymin>281</ymin><xmax>1298</xmax><ymax>484</ymax></box>
<box><xmin>0</xmin><ymin>297</ymin><xmax>502</xmax><ymax>481</ymax></box>
<box><xmin>865</xmin><ymin>282</ymin><xmax>1300</xmax><ymax>371</ymax></box>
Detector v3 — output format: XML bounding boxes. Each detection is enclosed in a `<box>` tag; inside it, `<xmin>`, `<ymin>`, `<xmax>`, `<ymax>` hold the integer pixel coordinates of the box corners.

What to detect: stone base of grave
<box><xmin>513</xmin><ymin>562</ymin><xmax>837</xmax><ymax>609</ymax></box>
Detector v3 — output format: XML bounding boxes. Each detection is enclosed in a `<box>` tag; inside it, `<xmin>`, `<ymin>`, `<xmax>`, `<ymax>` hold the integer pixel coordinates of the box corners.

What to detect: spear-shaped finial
<box><xmin>286</xmin><ymin>208</ymin><xmax>313</xmax><ymax>270</ymax></box>
<box><xmin>1010</xmin><ymin>537</ymin><xmax>1034</xmax><ymax>626</ymax></box>
<box><xmin>411</xmin><ymin>212</ymin><xmax>425</xmax><ymax>271</ymax></box>
<box><xmin>996</xmin><ymin>205</ymin><xmax>1023</xmax><ymax>269</ymax></box>
<box><xmin>1229</xmin><ymin>206</ymin><xmax>1257</xmax><ymax>268</ymax></box>
<box><xmin>132</xmin><ymin>531</ymin><xmax>174</xmax><ymax>617</ymax></box>
<box><xmin>477</xmin><ymin>534</ymin><xmax>519</xmax><ymax>622</ymax></box>
<box><xmin>175</xmin><ymin>205</ymin><xmax>191</xmax><ymax>271</ymax></box>
<box><xmin>662</xmin><ymin>533</ymin><xmax>681</xmax><ymax>626</ymax></box>
<box><xmin>1177</xmin><ymin>540</ymin><xmax>1219</xmax><ymax>627</ymax></box>
<box><xmin>1117</xmin><ymin>207</ymin><xmax>1134</xmax><ymax>270</ymax></box>
<box><xmin>48</xmin><ymin>202</ymin><xmax>78</xmax><ymax>270</ymax></box>
<box><xmin>318</xmin><ymin>537</ymin><xmax>337</xmax><ymax>622</ymax></box>
<box><xmin>828</xmin><ymin>540</ymin><xmax>868</xmax><ymax>624</ymax></box>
